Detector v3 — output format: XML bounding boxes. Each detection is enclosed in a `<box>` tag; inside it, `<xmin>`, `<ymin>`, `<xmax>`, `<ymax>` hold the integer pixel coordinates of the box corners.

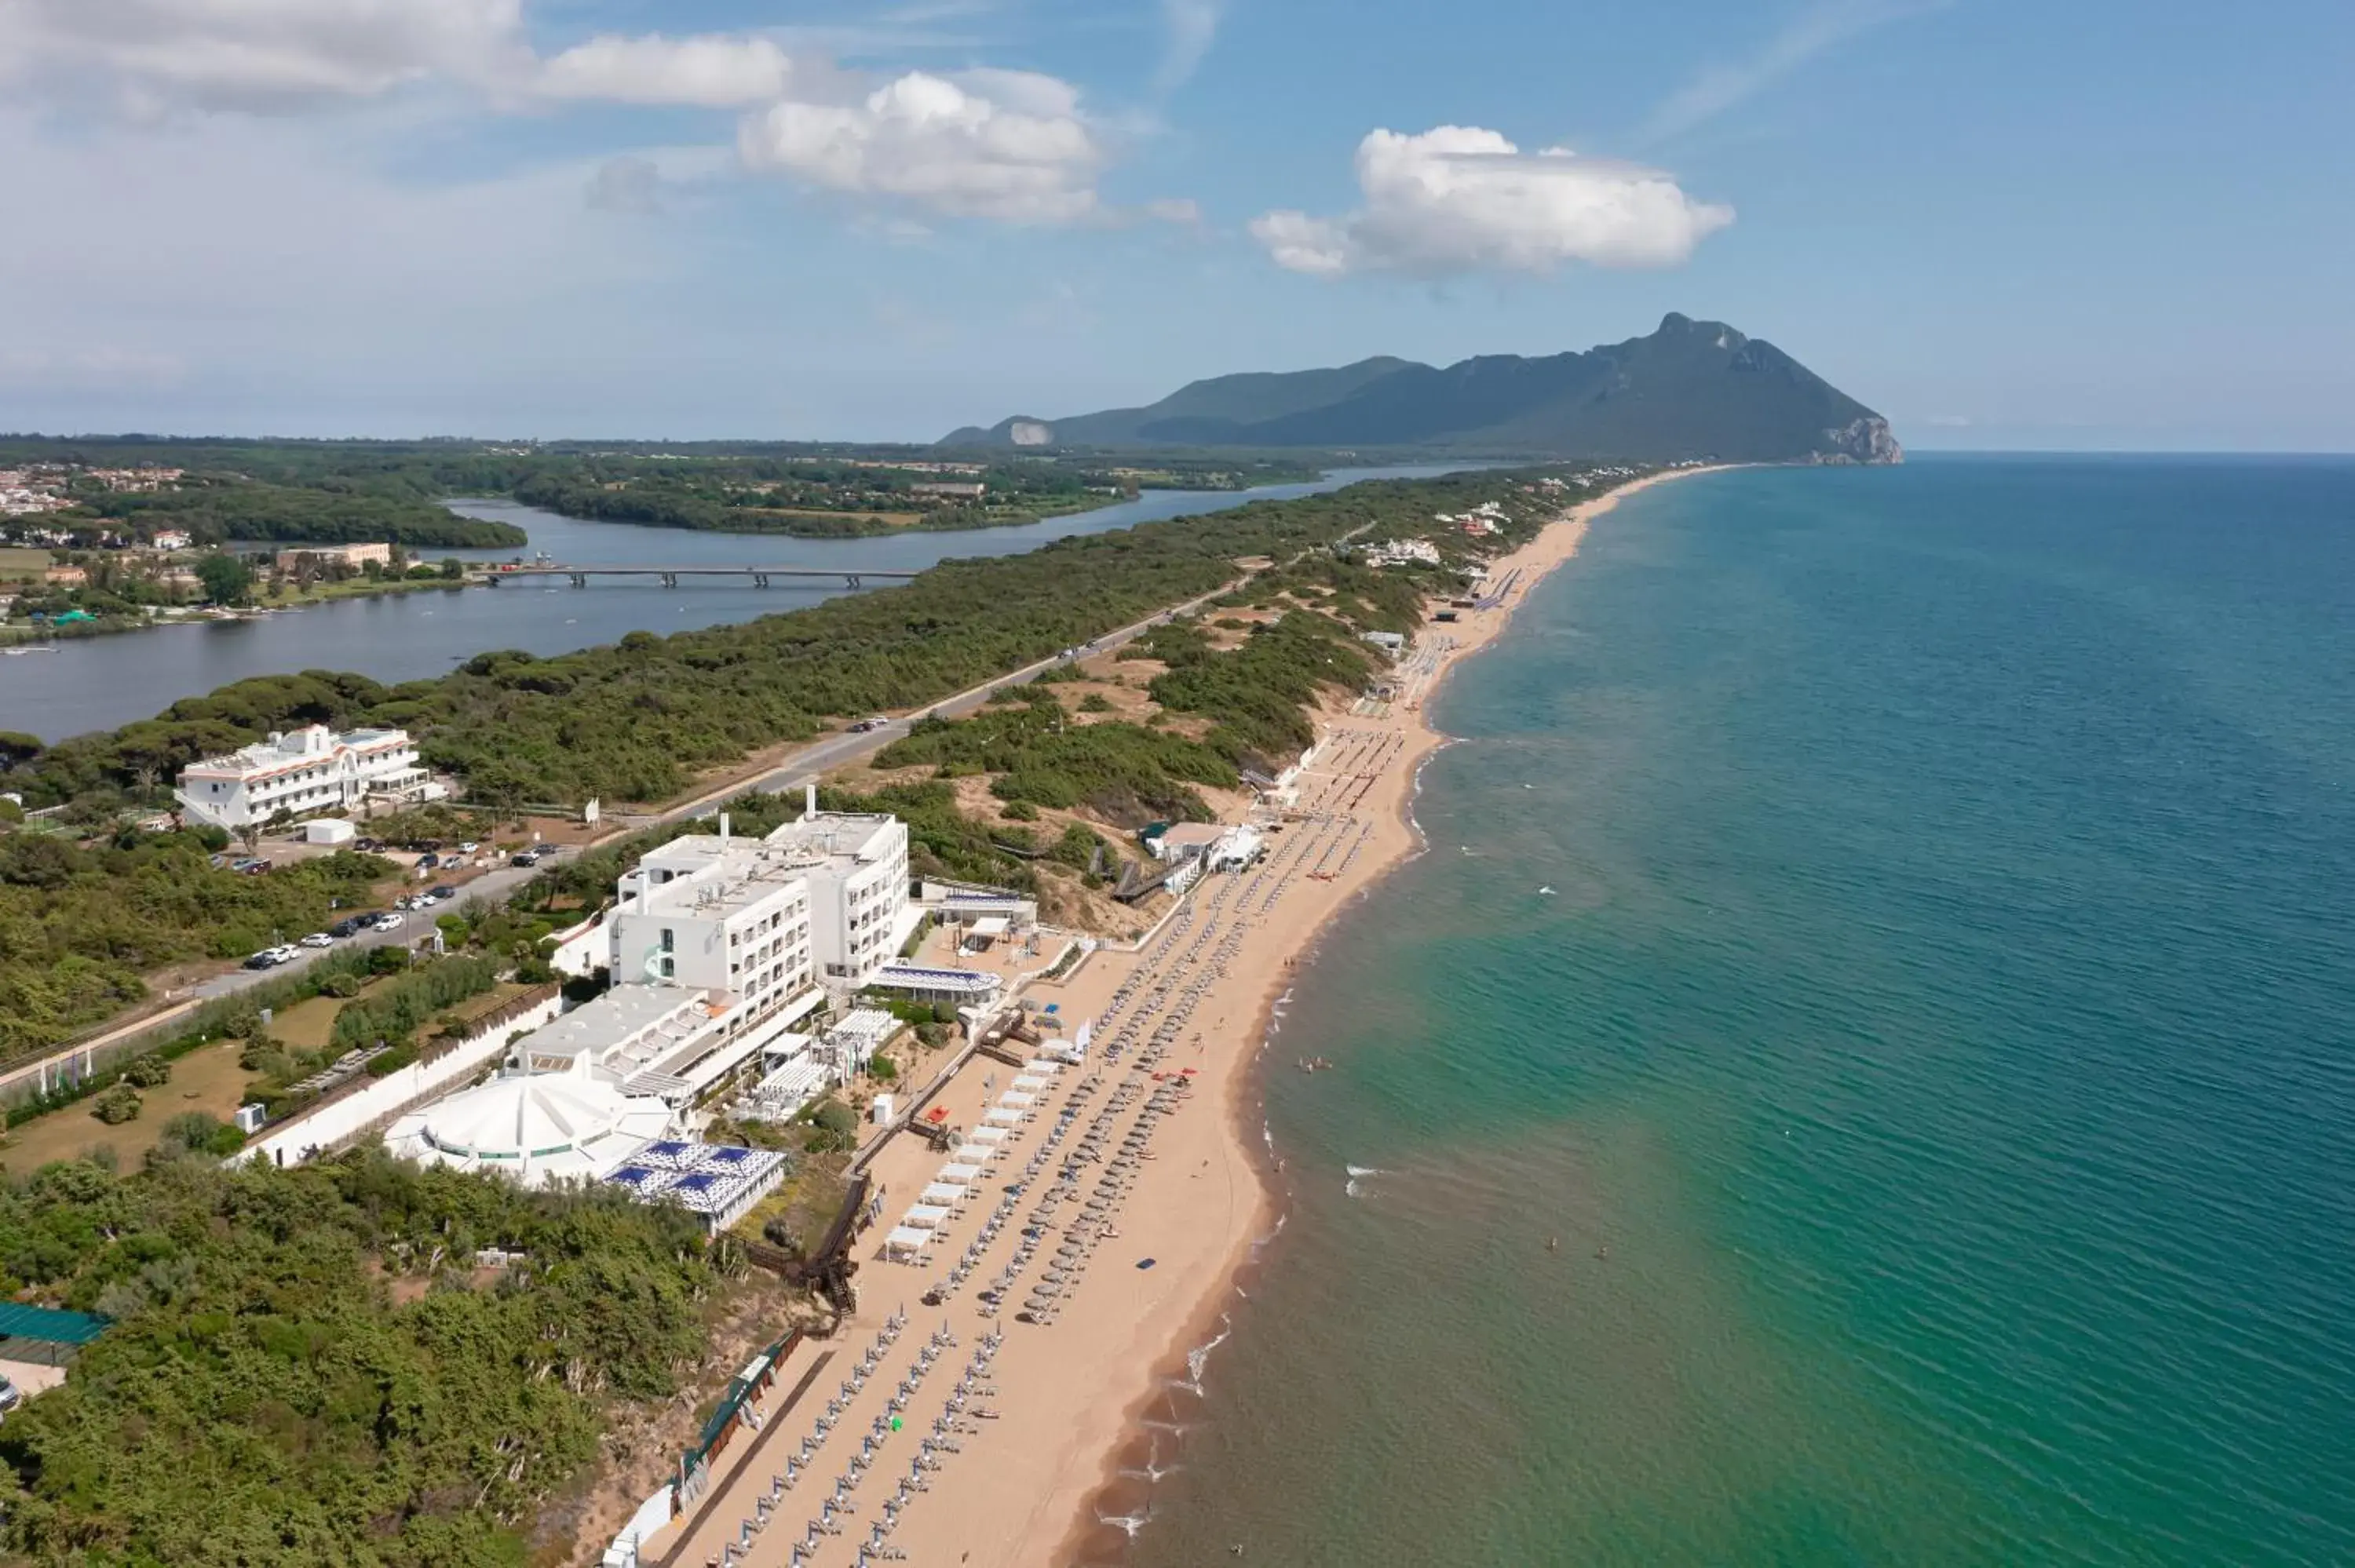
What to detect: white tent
<box><xmin>1012</xmin><ymin>1075</ymin><xmax>1050</xmax><ymax>1092</ymax></box>
<box><xmin>998</xmin><ymin>1091</ymin><xmax>1036</xmax><ymax>1108</ymax></box>
<box><xmin>883</xmin><ymin>1226</ymin><xmax>931</xmax><ymax>1258</ymax></box>
<box><xmin>971</xmin><ymin>1125</ymin><xmax>1011</xmax><ymax>1143</ymax></box>
<box><xmin>937</xmin><ymin>1162</ymin><xmax>985</xmax><ymax>1183</ymax></box>
<box><xmin>984</xmin><ymin>1108</ymin><xmax>1024</xmax><ymax>1126</ymax></box>
<box><xmin>920</xmin><ymin>1182</ymin><xmax>967</xmax><ymax>1206</ymax></box>
<box><xmin>952</xmin><ymin>1143</ymin><xmax>997</xmax><ymax>1163</ymax></box>
<box><xmin>902</xmin><ymin>1204</ymin><xmax>952</xmax><ymax>1229</ymax></box>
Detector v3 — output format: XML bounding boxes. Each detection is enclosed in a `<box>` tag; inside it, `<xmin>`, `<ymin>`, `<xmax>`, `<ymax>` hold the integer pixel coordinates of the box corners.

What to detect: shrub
<box><xmin>91</xmin><ymin>1084</ymin><xmax>141</xmax><ymax>1125</ymax></box>
<box><xmin>867</xmin><ymin>1054</ymin><xmax>898</xmax><ymax>1084</ymax></box>
<box><xmin>122</xmin><ymin>1054</ymin><xmax>173</xmax><ymax>1088</ymax></box>
<box><xmin>319</xmin><ymin>971</ymin><xmax>363</xmax><ymax>999</ymax></box>
<box><xmin>365</xmin><ymin>1043</ymin><xmax>420</xmax><ymax>1077</ymax></box>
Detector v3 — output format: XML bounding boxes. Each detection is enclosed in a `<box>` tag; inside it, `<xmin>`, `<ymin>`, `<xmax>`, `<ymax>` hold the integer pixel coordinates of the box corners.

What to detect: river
<box><xmin>0</xmin><ymin>465</ymin><xmax>1466</xmax><ymax>742</ymax></box>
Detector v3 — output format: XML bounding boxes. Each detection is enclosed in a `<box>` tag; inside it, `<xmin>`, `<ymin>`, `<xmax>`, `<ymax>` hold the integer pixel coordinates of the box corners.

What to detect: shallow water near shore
<box><xmin>1116</xmin><ymin>457</ymin><xmax>2355</xmax><ymax>1566</ymax></box>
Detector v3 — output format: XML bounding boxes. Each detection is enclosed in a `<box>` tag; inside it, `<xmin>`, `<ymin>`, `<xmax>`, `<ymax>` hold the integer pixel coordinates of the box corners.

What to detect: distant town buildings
<box><xmin>910</xmin><ymin>481</ymin><xmax>987</xmax><ymax>498</ymax></box>
<box><xmin>173</xmin><ymin>724</ymin><xmax>431</xmax><ymax>831</ymax></box>
<box><xmin>275</xmin><ymin>542</ymin><xmax>392</xmax><ymax>571</ymax></box>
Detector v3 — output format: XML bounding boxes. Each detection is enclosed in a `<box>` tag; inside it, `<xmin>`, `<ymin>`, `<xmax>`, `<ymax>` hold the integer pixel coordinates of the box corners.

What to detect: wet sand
<box><xmin>644</xmin><ymin>467</ymin><xmax>1716</xmax><ymax>1568</ymax></box>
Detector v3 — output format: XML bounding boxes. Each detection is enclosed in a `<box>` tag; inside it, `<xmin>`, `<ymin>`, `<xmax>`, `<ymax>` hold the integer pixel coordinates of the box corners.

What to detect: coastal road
<box><xmin>657</xmin><ymin>520</ymin><xmax>1380</xmax><ymax>823</ymax></box>
<box><xmin>652</xmin><ymin>571</ymin><xmax>1262</xmax><ymax>823</ymax></box>
<box><xmin>6</xmin><ymin>522</ymin><xmax>1372</xmax><ymax>1098</ymax></box>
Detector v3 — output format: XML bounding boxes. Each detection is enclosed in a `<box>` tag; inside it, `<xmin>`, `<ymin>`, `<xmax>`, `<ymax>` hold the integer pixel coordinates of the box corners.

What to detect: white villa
<box><xmin>173</xmin><ymin>724</ymin><xmax>431</xmax><ymax>832</ymax></box>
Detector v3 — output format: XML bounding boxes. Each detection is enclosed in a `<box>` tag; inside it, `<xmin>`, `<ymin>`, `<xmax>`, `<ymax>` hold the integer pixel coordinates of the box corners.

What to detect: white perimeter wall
<box><xmin>239</xmin><ymin>990</ymin><xmax>564</xmax><ymax>1169</ymax></box>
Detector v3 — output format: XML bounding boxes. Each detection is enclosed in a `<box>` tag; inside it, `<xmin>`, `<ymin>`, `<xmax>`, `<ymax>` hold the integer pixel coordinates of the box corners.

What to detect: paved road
<box><xmin>8</xmin><ymin>529</ymin><xmax>1366</xmax><ymax>1094</ymax></box>
<box><xmin>659</xmin><ymin>573</ymin><xmax>1254</xmax><ymax>822</ymax></box>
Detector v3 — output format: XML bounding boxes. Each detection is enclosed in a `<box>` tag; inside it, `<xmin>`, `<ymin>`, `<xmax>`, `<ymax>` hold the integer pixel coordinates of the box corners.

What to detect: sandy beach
<box><xmin>644</xmin><ymin>465</ymin><xmax>1714</xmax><ymax>1568</ymax></box>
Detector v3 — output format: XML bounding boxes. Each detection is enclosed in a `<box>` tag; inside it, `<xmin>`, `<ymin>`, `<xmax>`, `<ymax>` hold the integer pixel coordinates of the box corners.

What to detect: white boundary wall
<box><xmin>239</xmin><ymin>990</ymin><xmax>564</xmax><ymax>1169</ymax></box>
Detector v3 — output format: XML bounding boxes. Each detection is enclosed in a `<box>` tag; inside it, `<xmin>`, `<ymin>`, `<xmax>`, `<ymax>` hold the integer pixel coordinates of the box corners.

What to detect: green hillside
<box><xmin>940</xmin><ymin>314</ymin><xmax>1900</xmax><ymax>464</ymax></box>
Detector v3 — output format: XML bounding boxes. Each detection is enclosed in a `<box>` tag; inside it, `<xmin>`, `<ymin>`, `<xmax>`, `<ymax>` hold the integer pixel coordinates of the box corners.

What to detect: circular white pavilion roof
<box><xmin>391</xmin><ymin>1073</ymin><xmax>673</xmax><ymax>1186</ymax></box>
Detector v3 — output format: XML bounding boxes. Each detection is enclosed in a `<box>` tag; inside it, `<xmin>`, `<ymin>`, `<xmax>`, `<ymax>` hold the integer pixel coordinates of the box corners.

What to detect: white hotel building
<box><xmin>173</xmin><ymin>724</ymin><xmax>431</xmax><ymax>832</ymax></box>
<box><xmin>762</xmin><ymin>794</ymin><xmax>915</xmax><ymax>987</ymax></box>
<box><xmin>381</xmin><ymin>801</ymin><xmax>918</xmax><ymax>1209</ymax></box>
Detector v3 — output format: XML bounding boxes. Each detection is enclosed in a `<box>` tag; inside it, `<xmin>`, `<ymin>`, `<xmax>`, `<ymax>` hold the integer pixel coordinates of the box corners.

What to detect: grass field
<box><xmin>0</xmin><ymin>545</ymin><xmax>56</xmax><ymax>578</ymax></box>
<box><xmin>0</xmin><ymin>1037</ymin><xmax>260</xmax><ymax>1173</ymax></box>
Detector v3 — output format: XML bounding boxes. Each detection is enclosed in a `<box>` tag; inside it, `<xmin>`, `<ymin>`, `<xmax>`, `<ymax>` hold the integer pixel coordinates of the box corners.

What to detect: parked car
<box><xmin>0</xmin><ymin>1374</ymin><xmax>20</xmax><ymax>1414</ymax></box>
<box><xmin>329</xmin><ymin>915</ymin><xmax>368</xmax><ymax>938</ymax></box>
<box><xmin>243</xmin><ymin>950</ymin><xmax>280</xmax><ymax>970</ymax></box>
<box><xmin>850</xmin><ymin>714</ymin><xmax>892</xmax><ymax>733</ymax></box>
<box><xmin>510</xmin><ymin>850</ymin><xmax>541</xmax><ymax>868</ymax></box>
<box><xmin>371</xmin><ymin>912</ymin><xmax>405</xmax><ymax>932</ymax></box>
<box><xmin>415</xmin><ymin>851</ymin><xmax>439</xmax><ymax>870</ymax></box>
<box><xmin>353</xmin><ymin>837</ymin><xmax>383</xmax><ymax>852</ymax></box>
<box><xmin>457</xmin><ymin>841</ymin><xmax>479</xmax><ymax>854</ymax></box>
<box><xmin>298</xmin><ymin>932</ymin><xmax>334</xmax><ymax>949</ymax></box>
<box><xmin>428</xmin><ymin>884</ymin><xmax>458</xmax><ymax>901</ymax></box>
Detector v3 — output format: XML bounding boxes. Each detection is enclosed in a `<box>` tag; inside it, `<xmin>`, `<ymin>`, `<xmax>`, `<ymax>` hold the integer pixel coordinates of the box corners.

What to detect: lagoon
<box><xmin>0</xmin><ymin>465</ymin><xmax>1462</xmax><ymax>742</ymax></box>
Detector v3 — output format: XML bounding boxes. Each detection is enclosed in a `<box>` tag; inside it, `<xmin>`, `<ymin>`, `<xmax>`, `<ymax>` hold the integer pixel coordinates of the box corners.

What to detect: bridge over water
<box><xmin>479</xmin><ymin>563</ymin><xmax>923</xmax><ymax>589</ymax></box>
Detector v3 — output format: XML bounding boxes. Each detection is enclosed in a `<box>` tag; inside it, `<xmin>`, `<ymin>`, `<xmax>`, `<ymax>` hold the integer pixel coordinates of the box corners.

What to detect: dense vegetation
<box><xmin>0</xmin><ymin>830</ymin><xmax>389</xmax><ymax>1059</ymax></box>
<box><xmin>0</xmin><ymin>1150</ymin><xmax>730</xmax><ymax>1566</ymax></box>
<box><xmin>80</xmin><ymin>478</ymin><xmax>528</xmax><ymax>549</ymax></box>
<box><xmin>0</xmin><ymin>469</ymin><xmax>1603</xmax><ymax>1059</ymax></box>
<box><xmin>0</xmin><ymin>435</ymin><xmax>1323</xmax><ymax>547</ymax></box>
<box><xmin>12</xmin><ymin>472</ymin><xmax>1516</xmax><ymax>813</ymax></box>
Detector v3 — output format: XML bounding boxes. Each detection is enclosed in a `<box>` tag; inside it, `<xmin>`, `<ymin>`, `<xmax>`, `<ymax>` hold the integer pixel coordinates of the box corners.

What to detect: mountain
<box><xmin>940</xmin><ymin>314</ymin><xmax>1901</xmax><ymax>464</ymax></box>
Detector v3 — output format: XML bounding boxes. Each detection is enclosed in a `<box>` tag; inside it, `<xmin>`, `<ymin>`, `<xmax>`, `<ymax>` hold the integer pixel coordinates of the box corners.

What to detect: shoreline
<box><xmin>1017</xmin><ymin>463</ymin><xmax>1730</xmax><ymax>1564</ymax></box>
<box><xmin>630</xmin><ymin>463</ymin><xmax>1725</xmax><ymax>1568</ymax></box>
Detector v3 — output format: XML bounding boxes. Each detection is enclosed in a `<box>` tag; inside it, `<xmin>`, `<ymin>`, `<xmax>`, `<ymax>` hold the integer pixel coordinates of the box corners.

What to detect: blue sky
<box><xmin>2</xmin><ymin>0</ymin><xmax>2350</xmax><ymax>450</ymax></box>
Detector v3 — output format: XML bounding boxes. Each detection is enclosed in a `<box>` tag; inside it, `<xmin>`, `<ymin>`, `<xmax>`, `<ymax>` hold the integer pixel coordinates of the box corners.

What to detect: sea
<box><xmin>1112</xmin><ymin>456</ymin><xmax>2355</xmax><ymax>1566</ymax></box>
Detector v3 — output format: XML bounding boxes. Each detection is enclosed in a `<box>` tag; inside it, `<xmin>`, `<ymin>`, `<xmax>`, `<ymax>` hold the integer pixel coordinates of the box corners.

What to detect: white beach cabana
<box><xmin>1011</xmin><ymin>1075</ymin><xmax>1050</xmax><ymax>1092</ymax></box>
<box><xmin>971</xmin><ymin>1125</ymin><xmax>1010</xmax><ymax>1143</ymax></box>
<box><xmin>901</xmin><ymin>1204</ymin><xmax>952</xmax><ymax>1229</ymax></box>
<box><xmin>999</xmin><ymin>1091</ymin><xmax>1037</xmax><ymax>1108</ymax></box>
<box><xmin>883</xmin><ymin>1227</ymin><xmax>931</xmax><ymax>1260</ymax></box>
<box><xmin>984</xmin><ymin>1108</ymin><xmax>1024</xmax><ymax>1127</ymax></box>
<box><xmin>1024</xmin><ymin>1059</ymin><xmax>1064</xmax><ymax>1075</ymax></box>
<box><xmin>937</xmin><ymin>1162</ymin><xmax>985</xmax><ymax>1183</ymax></box>
<box><xmin>920</xmin><ymin>1182</ymin><xmax>967</xmax><ymax>1206</ymax></box>
<box><xmin>952</xmin><ymin>1143</ymin><xmax>997</xmax><ymax>1163</ymax></box>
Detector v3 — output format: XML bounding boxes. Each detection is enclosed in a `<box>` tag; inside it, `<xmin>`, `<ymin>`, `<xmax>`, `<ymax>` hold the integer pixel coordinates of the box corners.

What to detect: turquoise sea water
<box><xmin>1113</xmin><ymin>457</ymin><xmax>2355</xmax><ymax>1566</ymax></box>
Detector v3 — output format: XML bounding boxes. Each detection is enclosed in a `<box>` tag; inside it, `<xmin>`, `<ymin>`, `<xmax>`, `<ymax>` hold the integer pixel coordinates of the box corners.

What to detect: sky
<box><xmin>2</xmin><ymin>0</ymin><xmax>2350</xmax><ymax>451</ymax></box>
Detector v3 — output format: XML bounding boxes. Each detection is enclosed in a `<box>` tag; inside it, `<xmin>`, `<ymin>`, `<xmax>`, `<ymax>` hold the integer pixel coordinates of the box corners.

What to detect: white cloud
<box><xmin>1251</xmin><ymin>126</ymin><xmax>1732</xmax><ymax>279</ymax></box>
<box><xmin>536</xmin><ymin>34</ymin><xmax>794</xmax><ymax>108</ymax></box>
<box><xmin>1154</xmin><ymin>0</ymin><xmax>1223</xmax><ymax>95</ymax></box>
<box><xmin>1640</xmin><ymin>0</ymin><xmax>1939</xmax><ymax>144</ymax></box>
<box><xmin>737</xmin><ymin>70</ymin><xmax>1104</xmax><ymax>224</ymax></box>
<box><xmin>0</xmin><ymin>2</ymin><xmax>797</xmax><ymax>115</ymax></box>
<box><xmin>0</xmin><ymin>0</ymin><xmax>530</xmax><ymax>111</ymax></box>
<box><xmin>1143</xmin><ymin>196</ymin><xmax>1202</xmax><ymax>225</ymax></box>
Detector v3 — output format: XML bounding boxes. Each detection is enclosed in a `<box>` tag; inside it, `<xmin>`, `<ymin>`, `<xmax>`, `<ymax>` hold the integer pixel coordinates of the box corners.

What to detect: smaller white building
<box><xmin>174</xmin><ymin>724</ymin><xmax>429</xmax><ymax>831</ymax></box>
